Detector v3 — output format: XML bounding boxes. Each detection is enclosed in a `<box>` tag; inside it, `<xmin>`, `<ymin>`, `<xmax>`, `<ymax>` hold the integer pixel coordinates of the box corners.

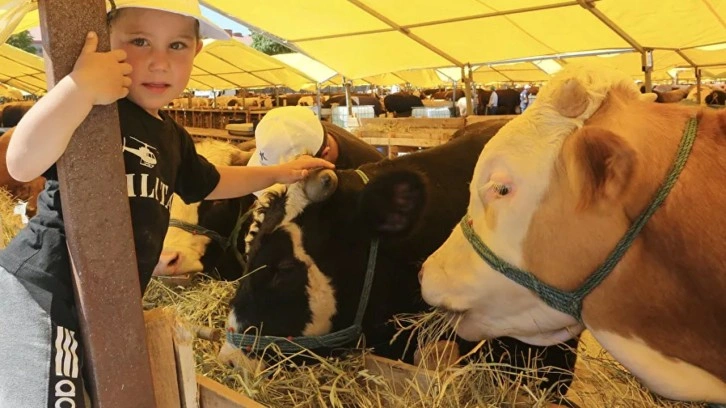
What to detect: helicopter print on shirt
<box><xmin>123</xmin><ymin>136</ymin><xmax>158</xmax><ymax>168</ymax></box>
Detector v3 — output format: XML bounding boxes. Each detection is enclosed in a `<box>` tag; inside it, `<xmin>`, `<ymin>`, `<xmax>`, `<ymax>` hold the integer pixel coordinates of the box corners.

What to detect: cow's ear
<box><xmin>359</xmin><ymin>170</ymin><xmax>427</xmax><ymax>235</ymax></box>
<box><xmin>564</xmin><ymin>126</ymin><xmax>638</xmax><ymax>210</ymax></box>
<box><xmin>552</xmin><ymin>78</ymin><xmax>589</xmax><ymax>118</ymax></box>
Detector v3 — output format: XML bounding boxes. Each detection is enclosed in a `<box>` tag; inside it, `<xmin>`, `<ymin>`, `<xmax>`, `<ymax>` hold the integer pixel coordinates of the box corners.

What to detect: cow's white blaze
<box><xmin>421</xmin><ymin>65</ymin><xmax>640</xmax><ymax>340</ymax></box>
<box><xmin>156</xmin><ymin>141</ymin><xmax>243</xmax><ymax>276</ymax></box>
<box><xmin>284</xmin><ymin>223</ymin><xmax>337</xmax><ymax>336</ymax></box>
<box><xmin>591</xmin><ymin>329</ymin><xmax>726</xmax><ymax>403</ymax></box>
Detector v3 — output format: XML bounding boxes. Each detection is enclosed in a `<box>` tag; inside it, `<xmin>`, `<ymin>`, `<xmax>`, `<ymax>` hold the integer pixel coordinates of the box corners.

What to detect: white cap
<box><xmin>110</xmin><ymin>0</ymin><xmax>229</xmax><ymax>40</ymax></box>
<box><xmin>248</xmin><ymin>107</ymin><xmax>325</xmax><ymax>167</ymax></box>
<box><xmin>524</xmin><ymin>84</ymin><xmax>532</xmax><ymax>90</ymax></box>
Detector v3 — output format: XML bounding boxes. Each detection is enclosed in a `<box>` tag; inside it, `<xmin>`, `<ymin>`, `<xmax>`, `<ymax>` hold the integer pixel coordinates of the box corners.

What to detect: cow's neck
<box><xmin>584</xmin><ymin>99</ymin><xmax>726</xmax><ymax>384</ymax></box>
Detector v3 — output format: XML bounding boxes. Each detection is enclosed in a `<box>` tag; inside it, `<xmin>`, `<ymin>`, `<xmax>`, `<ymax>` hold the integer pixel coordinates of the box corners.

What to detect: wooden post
<box><xmin>37</xmin><ymin>1</ymin><xmax>157</xmax><ymax>407</ymax></box>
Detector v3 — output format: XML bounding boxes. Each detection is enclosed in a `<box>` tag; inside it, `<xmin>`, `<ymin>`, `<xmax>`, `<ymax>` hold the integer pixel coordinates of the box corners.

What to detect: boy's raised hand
<box><xmin>275</xmin><ymin>155</ymin><xmax>335</xmax><ymax>184</ymax></box>
<box><xmin>70</xmin><ymin>32</ymin><xmax>133</xmax><ymax>105</ymax></box>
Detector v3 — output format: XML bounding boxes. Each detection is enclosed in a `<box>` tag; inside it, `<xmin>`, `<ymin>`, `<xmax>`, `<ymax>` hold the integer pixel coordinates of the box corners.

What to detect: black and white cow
<box><xmin>153</xmin><ymin>140</ymin><xmax>254</xmax><ymax>280</ymax></box>
<box><xmin>219</xmin><ymin>120</ymin><xmax>579</xmax><ymax>399</ymax></box>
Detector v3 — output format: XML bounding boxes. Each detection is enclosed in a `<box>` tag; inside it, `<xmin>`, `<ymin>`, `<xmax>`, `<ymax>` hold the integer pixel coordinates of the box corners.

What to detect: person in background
<box><xmin>519</xmin><ymin>84</ymin><xmax>531</xmax><ymax>113</ymax></box>
<box><xmin>486</xmin><ymin>86</ymin><xmax>498</xmax><ymax>115</ymax></box>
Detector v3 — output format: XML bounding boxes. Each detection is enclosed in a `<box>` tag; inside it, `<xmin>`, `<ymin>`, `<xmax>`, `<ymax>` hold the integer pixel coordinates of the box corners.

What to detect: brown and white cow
<box><xmin>0</xmin><ymin>128</ymin><xmax>46</xmax><ymax>217</ymax></box>
<box><xmin>419</xmin><ymin>65</ymin><xmax>726</xmax><ymax>403</ymax></box>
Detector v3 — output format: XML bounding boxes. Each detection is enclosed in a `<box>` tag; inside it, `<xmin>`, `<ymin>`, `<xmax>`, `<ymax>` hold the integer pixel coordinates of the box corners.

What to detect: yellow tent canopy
<box><xmin>189</xmin><ymin>39</ymin><xmax>318</xmax><ymax>91</ymax></box>
<box><xmin>0</xmin><ymin>43</ymin><xmax>46</xmax><ymax>94</ymax></box>
<box><xmin>556</xmin><ymin>50</ymin><xmax>687</xmax><ymax>81</ymax></box>
<box><xmin>272</xmin><ymin>53</ymin><xmax>449</xmax><ymax>89</ymax></box>
<box><xmin>272</xmin><ymin>52</ymin><xmax>338</xmax><ymax>84</ymax></box>
<box><xmin>4</xmin><ymin>0</ymin><xmax>726</xmax><ymax>89</ymax></box>
<box><xmin>202</xmin><ymin>0</ymin><xmax>726</xmax><ymax>80</ymax></box>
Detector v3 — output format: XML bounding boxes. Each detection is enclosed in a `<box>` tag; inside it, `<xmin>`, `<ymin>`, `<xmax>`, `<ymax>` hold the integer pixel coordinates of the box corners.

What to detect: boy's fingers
<box><xmin>121</xmin><ymin>77</ymin><xmax>132</xmax><ymax>88</ymax></box>
<box><xmin>80</xmin><ymin>32</ymin><xmax>98</xmax><ymax>54</ymax></box>
<box><xmin>307</xmin><ymin>158</ymin><xmax>334</xmax><ymax>169</ymax></box>
<box><xmin>113</xmin><ymin>49</ymin><xmax>128</xmax><ymax>61</ymax></box>
<box><xmin>120</xmin><ymin>62</ymin><xmax>133</xmax><ymax>75</ymax></box>
<box><xmin>119</xmin><ymin>87</ymin><xmax>130</xmax><ymax>99</ymax></box>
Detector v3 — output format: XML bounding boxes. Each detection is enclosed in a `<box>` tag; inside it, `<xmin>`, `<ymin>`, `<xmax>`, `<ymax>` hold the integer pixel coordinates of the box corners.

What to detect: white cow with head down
<box><xmin>420</xmin><ymin>65</ymin><xmax>726</xmax><ymax>404</ymax></box>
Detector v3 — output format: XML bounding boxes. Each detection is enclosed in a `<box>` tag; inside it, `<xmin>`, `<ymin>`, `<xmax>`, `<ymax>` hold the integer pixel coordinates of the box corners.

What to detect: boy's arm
<box><xmin>6</xmin><ymin>32</ymin><xmax>132</xmax><ymax>182</ymax></box>
<box><xmin>205</xmin><ymin>155</ymin><xmax>334</xmax><ymax>200</ymax></box>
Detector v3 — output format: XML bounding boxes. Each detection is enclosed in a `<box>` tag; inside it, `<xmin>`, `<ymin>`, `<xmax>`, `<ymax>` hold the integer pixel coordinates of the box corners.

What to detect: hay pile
<box><xmin>0</xmin><ymin>188</ymin><xmax>25</xmax><ymax>248</ymax></box>
<box><xmin>143</xmin><ymin>277</ymin><xmax>707</xmax><ymax>408</ymax></box>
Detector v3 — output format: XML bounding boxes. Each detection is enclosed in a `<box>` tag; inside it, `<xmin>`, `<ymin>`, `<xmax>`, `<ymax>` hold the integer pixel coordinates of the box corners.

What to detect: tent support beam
<box><xmin>676</xmin><ymin>62</ymin><xmax>725</xmax><ymax>69</ymax></box>
<box><xmin>206</xmin><ymin>53</ymin><xmax>276</xmax><ymax>88</ymax></box>
<box><xmin>487</xmin><ymin>65</ymin><xmax>514</xmax><ymax>83</ymax></box>
<box><xmin>348</xmin><ymin>0</ymin><xmax>464</xmax><ymax>68</ymax></box>
<box><xmin>38</xmin><ymin>0</ymin><xmax>156</xmax><ymax>407</ymax></box>
<box><xmin>289</xmin><ymin>1</ymin><xmax>596</xmax><ymax>43</ymax></box>
<box><xmin>577</xmin><ymin>0</ymin><xmax>644</xmax><ymax>53</ymax></box>
<box><xmin>675</xmin><ymin>50</ymin><xmax>698</xmax><ymax>67</ymax></box>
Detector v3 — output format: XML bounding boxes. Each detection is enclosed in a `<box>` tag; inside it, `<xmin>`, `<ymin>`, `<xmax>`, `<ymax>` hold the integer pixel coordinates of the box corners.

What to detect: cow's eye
<box><xmin>492</xmin><ymin>182</ymin><xmax>510</xmax><ymax>196</ymax></box>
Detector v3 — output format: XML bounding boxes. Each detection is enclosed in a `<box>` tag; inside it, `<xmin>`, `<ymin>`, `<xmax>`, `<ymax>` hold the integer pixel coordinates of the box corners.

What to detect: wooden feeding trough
<box><xmin>143</xmin><ymin>307</ymin><xmax>438</xmax><ymax>408</ymax></box>
<box><xmin>143</xmin><ymin>309</ymin><xmax>266</xmax><ymax>408</ymax></box>
<box><xmin>355</xmin><ymin>115</ymin><xmax>517</xmax><ymax>158</ymax></box>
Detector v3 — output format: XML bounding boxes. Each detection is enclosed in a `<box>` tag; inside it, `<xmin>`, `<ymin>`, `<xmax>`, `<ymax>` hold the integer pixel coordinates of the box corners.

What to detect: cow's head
<box><xmin>220</xmin><ymin>166</ymin><xmax>427</xmax><ymax>365</ymax></box>
<box><xmin>154</xmin><ymin>140</ymin><xmax>252</xmax><ymax>278</ymax></box>
<box><xmin>420</xmin><ymin>65</ymin><xmax>653</xmax><ymax>346</ymax></box>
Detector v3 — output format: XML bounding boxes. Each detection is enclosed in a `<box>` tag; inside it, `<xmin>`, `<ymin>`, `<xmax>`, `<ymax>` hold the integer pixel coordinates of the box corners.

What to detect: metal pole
<box><xmin>696</xmin><ymin>67</ymin><xmax>702</xmax><ymax>104</ymax></box>
<box><xmin>451</xmin><ymin>80</ymin><xmax>457</xmax><ymax>117</ymax></box>
<box><xmin>344</xmin><ymin>76</ymin><xmax>353</xmax><ymax>116</ymax></box>
<box><xmin>462</xmin><ymin>65</ymin><xmax>472</xmax><ymax>117</ymax></box>
<box><xmin>641</xmin><ymin>49</ymin><xmax>653</xmax><ymax>93</ymax></box>
<box><xmin>316</xmin><ymin>82</ymin><xmax>322</xmax><ymax>119</ymax></box>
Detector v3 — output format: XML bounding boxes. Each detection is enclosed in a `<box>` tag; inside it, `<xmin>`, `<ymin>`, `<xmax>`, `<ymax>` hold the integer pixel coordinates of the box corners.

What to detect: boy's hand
<box><xmin>70</xmin><ymin>32</ymin><xmax>133</xmax><ymax>105</ymax></box>
<box><xmin>275</xmin><ymin>155</ymin><xmax>335</xmax><ymax>184</ymax></box>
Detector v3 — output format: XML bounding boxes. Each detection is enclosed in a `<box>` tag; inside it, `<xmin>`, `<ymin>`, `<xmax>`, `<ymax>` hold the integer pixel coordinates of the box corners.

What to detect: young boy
<box><xmin>0</xmin><ymin>1</ymin><xmax>332</xmax><ymax>407</ymax></box>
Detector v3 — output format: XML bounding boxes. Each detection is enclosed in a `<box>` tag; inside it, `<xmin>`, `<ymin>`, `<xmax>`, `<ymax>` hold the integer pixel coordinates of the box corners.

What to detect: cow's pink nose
<box><xmin>153</xmin><ymin>250</ymin><xmax>182</xmax><ymax>276</ymax></box>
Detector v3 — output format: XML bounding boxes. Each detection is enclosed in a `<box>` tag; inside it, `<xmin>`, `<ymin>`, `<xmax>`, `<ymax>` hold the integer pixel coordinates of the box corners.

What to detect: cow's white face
<box><xmin>420</xmin><ymin>65</ymin><xmax>642</xmax><ymax>345</ymax></box>
<box><xmin>154</xmin><ymin>141</ymin><xmax>247</xmax><ymax>276</ymax></box>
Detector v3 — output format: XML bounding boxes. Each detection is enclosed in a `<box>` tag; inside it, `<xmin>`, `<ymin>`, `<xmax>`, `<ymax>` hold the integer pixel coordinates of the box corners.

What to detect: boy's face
<box><xmin>110</xmin><ymin>8</ymin><xmax>202</xmax><ymax>118</ymax></box>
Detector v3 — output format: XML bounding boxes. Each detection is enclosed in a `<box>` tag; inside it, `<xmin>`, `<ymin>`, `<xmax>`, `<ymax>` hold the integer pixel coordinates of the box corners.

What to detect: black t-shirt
<box><xmin>0</xmin><ymin>98</ymin><xmax>220</xmax><ymax>300</ymax></box>
<box><xmin>321</xmin><ymin>121</ymin><xmax>383</xmax><ymax>169</ymax></box>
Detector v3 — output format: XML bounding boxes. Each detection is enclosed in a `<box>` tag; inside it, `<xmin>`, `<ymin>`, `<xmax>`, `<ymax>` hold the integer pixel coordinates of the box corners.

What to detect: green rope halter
<box><xmin>169</xmin><ymin>202</ymin><xmax>252</xmax><ymax>269</ymax></box>
<box><xmin>461</xmin><ymin>117</ymin><xmax>698</xmax><ymax>320</ymax></box>
<box><xmin>227</xmin><ymin>169</ymin><xmax>379</xmax><ymax>353</ymax></box>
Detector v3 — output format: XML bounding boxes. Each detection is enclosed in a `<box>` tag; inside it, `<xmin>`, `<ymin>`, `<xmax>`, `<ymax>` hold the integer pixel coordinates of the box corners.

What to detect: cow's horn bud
<box><xmin>303</xmin><ymin>169</ymin><xmax>338</xmax><ymax>202</ymax></box>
